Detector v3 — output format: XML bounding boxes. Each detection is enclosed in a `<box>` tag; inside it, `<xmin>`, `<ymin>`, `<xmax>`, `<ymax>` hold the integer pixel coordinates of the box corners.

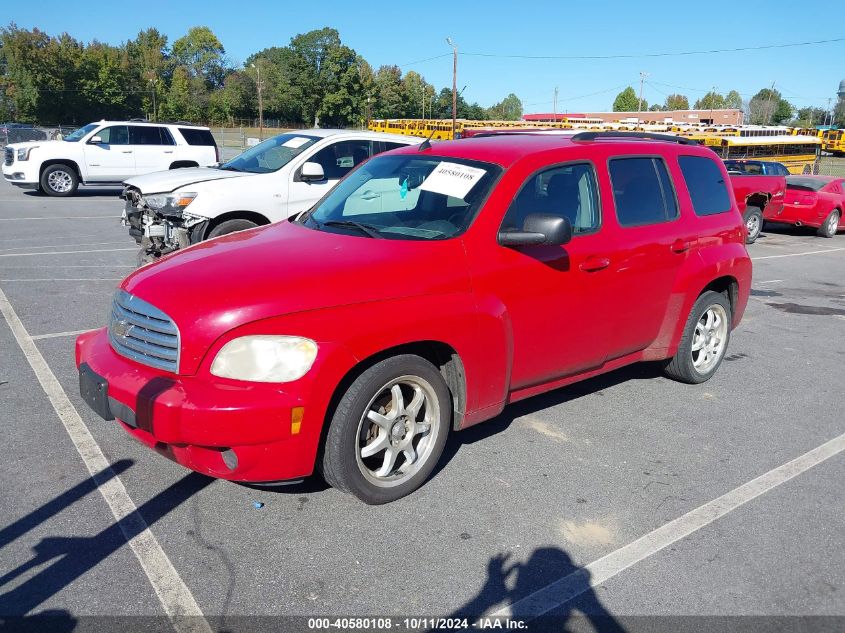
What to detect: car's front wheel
<box><xmin>321</xmin><ymin>355</ymin><xmax>451</xmax><ymax>504</ymax></box>
<box><xmin>40</xmin><ymin>164</ymin><xmax>79</xmax><ymax>197</ymax></box>
<box><xmin>664</xmin><ymin>290</ymin><xmax>732</xmax><ymax>384</ymax></box>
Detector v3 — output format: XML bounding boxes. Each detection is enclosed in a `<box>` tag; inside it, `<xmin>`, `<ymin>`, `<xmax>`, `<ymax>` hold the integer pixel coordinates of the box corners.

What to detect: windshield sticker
<box><xmin>282</xmin><ymin>137</ymin><xmax>311</xmax><ymax>148</ymax></box>
<box><xmin>400</xmin><ymin>177</ymin><xmax>409</xmax><ymax>199</ymax></box>
<box><xmin>419</xmin><ymin>162</ymin><xmax>486</xmax><ymax>199</ymax></box>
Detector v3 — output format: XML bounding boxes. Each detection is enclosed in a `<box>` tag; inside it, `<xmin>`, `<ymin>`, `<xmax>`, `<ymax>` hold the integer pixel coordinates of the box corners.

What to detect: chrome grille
<box><xmin>3</xmin><ymin>147</ymin><xmax>12</xmax><ymax>166</ymax></box>
<box><xmin>109</xmin><ymin>290</ymin><xmax>180</xmax><ymax>372</ymax></box>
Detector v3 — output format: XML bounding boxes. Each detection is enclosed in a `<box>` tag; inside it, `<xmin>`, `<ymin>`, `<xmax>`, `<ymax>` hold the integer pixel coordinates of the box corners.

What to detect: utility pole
<box><xmin>149</xmin><ymin>78</ymin><xmax>157</xmax><ymax>122</ymax></box>
<box><xmin>825</xmin><ymin>97</ymin><xmax>832</xmax><ymax>127</ymax></box>
<box><xmin>709</xmin><ymin>85</ymin><xmax>717</xmax><ymax>125</ymax></box>
<box><xmin>251</xmin><ymin>62</ymin><xmax>264</xmax><ymax>140</ymax></box>
<box><xmin>446</xmin><ymin>38</ymin><xmax>458</xmax><ymax>137</ymax></box>
<box><xmin>553</xmin><ymin>86</ymin><xmax>559</xmax><ymax>122</ymax></box>
<box><xmin>764</xmin><ymin>80</ymin><xmax>776</xmax><ymax>126</ymax></box>
<box><xmin>637</xmin><ymin>72</ymin><xmax>650</xmax><ymax>125</ymax></box>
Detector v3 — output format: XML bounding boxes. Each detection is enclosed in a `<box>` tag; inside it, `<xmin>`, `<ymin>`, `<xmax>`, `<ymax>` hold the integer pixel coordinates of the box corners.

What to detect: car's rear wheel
<box><xmin>743</xmin><ymin>206</ymin><xmax>763</xmax><ymax>244</ymax></box>
<box><xmin>207</xmin><ymin>218</ymin><xmax>259</xmax><ymax>239</ymax></box>
<box><xmin>664</xmin><ymin>290</ymin><xmax>732</xmax><ymax>384</ymax></box>
<box><xmin>817</xmin><ymin>210</ymin><xmax>840</xmax><ymax>238</ymax></box>
<box><xmin>40</xmin><ymin>164</ymin><xmax>79</xmax><ymax>197</ymax></box>
<box><xmin>320</xmin><ymin>355</ymin><xmax>451</xmax><ymax>504</ymax></box>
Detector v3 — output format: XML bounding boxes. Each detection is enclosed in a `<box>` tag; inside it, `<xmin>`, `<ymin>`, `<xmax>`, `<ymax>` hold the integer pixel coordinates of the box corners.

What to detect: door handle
<box><xmin>579</xmin><ymin>255</ymin><xmax>611</xmax><ymax>272</ymax></box>
<box><xmin>671</xmin><ymin>239</ymin><xmax>692</xmax><ymax>253</ymax></box>
<box><xmin>164</xmin><ymin>150</ymin><xmax>174</xmax><ymax>154</ymax></box>
<box><xmin>121</xmin><ymin>150</ymin><xmax>133</xmax><ymax>154</ymax></box>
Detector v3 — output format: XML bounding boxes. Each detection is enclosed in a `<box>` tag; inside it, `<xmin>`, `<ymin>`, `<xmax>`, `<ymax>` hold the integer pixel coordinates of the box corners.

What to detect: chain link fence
<box><xmin>815</xmin><ymin>157</ymin><xmax>845</xmax><ymax>177</ymax></box>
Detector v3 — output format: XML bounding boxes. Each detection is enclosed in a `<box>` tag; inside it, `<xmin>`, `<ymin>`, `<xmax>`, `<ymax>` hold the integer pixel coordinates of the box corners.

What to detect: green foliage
<box><xmin>748</xmin><ymin>88</ymin><xmax>793</xmax><ymax>125</ymax></box>
<box><xmin>791</xmin><ymin>106</ymin><xmax>828</xmax><ymax>128</ymax></box>
<box><xmin>0</xmin><ymin>22</ymin><xmax>517</xmax><ymax>127</ymax></box>
<box><xmin>694</xmin><ymin>91</ymin><xmax>725</xmax><ymax>110</ymax></box>
<box><xmin>725</xmin><ymin>90</ymin><xmax>743</xmax><ymax>109</ymax></box>
<box><xmin>664</xmin><ymin>93</ymin><xmax>689</xmax><ymax>110</ymax></box>
<box><xmin>612</xmin><ymin>87</ymin><xmax>641</xmax><ymax>112</ymax></box>
<box><xmin>834</xmin><ymin>98</ymin><xmax>845</xmax><ymax>127</ymax></box>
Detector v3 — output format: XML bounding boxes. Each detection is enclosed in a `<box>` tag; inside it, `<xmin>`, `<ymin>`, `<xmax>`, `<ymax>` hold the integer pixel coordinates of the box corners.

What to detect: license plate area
<box><xmin>79</xmin><ymin>363</ymin><xmax>113</xmax><ymax>421</ymax></box>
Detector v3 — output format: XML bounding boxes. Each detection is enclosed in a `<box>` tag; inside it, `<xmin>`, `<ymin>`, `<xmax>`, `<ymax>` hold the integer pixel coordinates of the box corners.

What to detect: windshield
<box><xmin>220</xmin><ymin>133</ymin><xmax>319</xmax><ymax>174</ymax></box>
<box><xmin>63</xmin><ymin>123</ymin><xmax>98</xmax><ymax>142</ymax></box>
<box><xmin>301</xmin><ymin>154</ymin><xmax>501</xmax><ymax>240</ymax></box>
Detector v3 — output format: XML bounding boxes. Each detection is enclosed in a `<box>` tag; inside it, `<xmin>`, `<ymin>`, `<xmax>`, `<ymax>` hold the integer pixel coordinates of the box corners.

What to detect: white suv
<box><xmin>122</xmin><ymin>129</ymin><xmax>421</xmax><ymax>263</ymax></box>
<box><xmin>2</xmin><ymin>120</ymin><xmax>219</xmax><ymax>196</ymax></box>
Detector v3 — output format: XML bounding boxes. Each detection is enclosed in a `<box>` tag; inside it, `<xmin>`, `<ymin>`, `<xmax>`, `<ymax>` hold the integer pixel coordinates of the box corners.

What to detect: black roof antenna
<box><xmin>418</xmin><ymin>126</ymin><xmax>438</xmax><ymax>151</ymax></box>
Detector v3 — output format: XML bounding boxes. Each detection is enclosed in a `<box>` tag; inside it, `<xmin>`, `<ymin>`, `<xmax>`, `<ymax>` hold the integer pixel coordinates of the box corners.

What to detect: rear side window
<box><xmin>130</xmin><ymin>126</ymin><xmax>174</xmax><ymax>145</ymax></box>
<box><xmin>178</xmin><ymin>128</ymin><xmax>216</xmax><ymax>146</ymax></box>
<box><xmin>678</xmin><ymin>155</ymin><xmax>731</xmax><ymax>216</ymax></box>
<box><xmin>609</xmin><ymin>157</ymin><xmax>678</xmax><ymax>226</ymax></box>
<box><xmin>502</xmin><ymin>162</ymin><xmax>600</xmax><ymax>235</ymax></box>
<box><xmin>377</xmin><ymin>141</ymin><xmax>411</xmax><ymax>153</ymax></box>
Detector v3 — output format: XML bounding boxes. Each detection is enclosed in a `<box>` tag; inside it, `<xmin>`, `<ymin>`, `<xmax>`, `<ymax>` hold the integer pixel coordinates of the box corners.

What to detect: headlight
<box><xmin>17</xmin><ymin>146</ymin><xmax>38</xmax><ymax>161</ymax></box>
<box><xmin>143</xmin><ymin>192</ymin><xmax>197</xmax><ymax>214</ymax></box>
<box><xmin>210</xmin><ymin>336</ymin><xmax>318</xmax><ymax>383</ymax></box>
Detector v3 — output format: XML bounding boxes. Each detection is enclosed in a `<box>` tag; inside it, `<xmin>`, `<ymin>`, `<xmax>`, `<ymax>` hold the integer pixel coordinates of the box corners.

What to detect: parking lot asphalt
<box><xmin>1</xmin><ymin>178</ymin><xmax>843</xmax><ymax>631</ymax></box>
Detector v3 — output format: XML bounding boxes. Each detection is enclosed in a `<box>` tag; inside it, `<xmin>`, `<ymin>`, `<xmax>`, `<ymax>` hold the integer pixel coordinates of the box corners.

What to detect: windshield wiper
<box><xmin>218</xmin><ymin>165</ymin><xmax>241</xmax><ymax>171</ymax></box>
<box><xmin>320</xmin><ymin>220</ymin><xmax>384</xmax><ymax>239</ymax></box>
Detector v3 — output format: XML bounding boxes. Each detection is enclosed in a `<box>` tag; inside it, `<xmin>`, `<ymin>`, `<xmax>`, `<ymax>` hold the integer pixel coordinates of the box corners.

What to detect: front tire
<box><xmin>207</xmin><ymin>218</ymin><xmax>259</xmax><ymax>239</ymax></box>
<box><xmin>40</xmin><ymin>164</ymin><xmax>79</xmax><ymax>197</ymax></box>
<box><xmin>817</xmin><ymin>210</ymin><xmax>840</xmax><ymax>238</ymax></box>
<box><xmin>320</xmin><ymin>355</ymin><xmax>451</xmax><ymax>504</ymax></box>
<box><xmin>743</xmin><ymin>206</ymin><xmax>763</xmax><ymax>244</ymax></box>
<box><xmin>664</xmin><ymin>291</ymin><xmax>732</xmax><ymax>384</ymax></box>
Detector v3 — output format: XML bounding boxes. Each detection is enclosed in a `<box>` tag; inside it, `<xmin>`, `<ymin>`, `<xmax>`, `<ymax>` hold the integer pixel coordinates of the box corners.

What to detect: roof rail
<box><xmin>571</xmin><ymin>131</ymin><xmax>700</xmax><ymax>145</ymax></box>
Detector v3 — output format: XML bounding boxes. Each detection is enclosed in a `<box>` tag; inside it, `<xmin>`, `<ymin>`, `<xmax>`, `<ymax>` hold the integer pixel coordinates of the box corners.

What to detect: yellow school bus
<box><xmin>710</xmin><ymin>135</ymin><xmax>821</xmax><ymax>174</ymax></box>
<box><xmin>822</xmin><ymin>129</ymin><xmax>845</xmax><ymax>155</ymax></box>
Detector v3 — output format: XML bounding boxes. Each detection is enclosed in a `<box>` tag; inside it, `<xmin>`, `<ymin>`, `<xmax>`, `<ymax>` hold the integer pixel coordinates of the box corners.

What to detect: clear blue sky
<box><xmin>5</xmin><ymin>0</ymin><xmax>843</xmax><ymax>113</ymax></box>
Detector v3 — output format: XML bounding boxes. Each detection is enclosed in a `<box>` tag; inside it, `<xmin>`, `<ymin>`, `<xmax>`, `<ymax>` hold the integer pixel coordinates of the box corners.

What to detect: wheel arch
<box><xmin>40</xmin><ymin>158</ymin><xmax>81</xmax><ymax>179</ymax></box>
<box><xmin>744</xmin><ymin>192</ymin><xmax>770</xmax><ymax>213</ymax></box>
<box><xmin>323</xmin><ymin>341</ymin><xmax>467</xmax><ymax>435</ymax></box>
<box><xmin>202</xmin><ymin>210</ymin><xmax>271</xmax><ymax>239</ymax></box>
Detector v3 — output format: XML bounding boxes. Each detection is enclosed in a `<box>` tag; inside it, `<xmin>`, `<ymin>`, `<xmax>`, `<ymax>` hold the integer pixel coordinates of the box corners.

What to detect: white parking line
<box><xmin>491</xmin><ymin>431</ymin><xmax>845</xmax><ymax>620</ymax></box>
<box><xmin>0</xmin><ymin>241</ymin><xmax>129</xmax><ymax>253</ymax></box>
<box><xmin>30</xmin><ymin>328</ymin><xmax>96</xmax><ymax>340</ymax></box>
<box><xmin>0</xmin><ymin>285</ymin><xmax>211</xmax><ymax>633</ymax></box>
<box><xmin>0</xmin><ymin>265</ymin><xmax>134</xmax><ymax>269</ymax></box>
<box><xmin>0</xmin><ymin>248</ymin><xmax>135</xmax><ymax>257</ymax></box>
<box><xmin>757</xmin><ymin>279</ymin><xmax>783</xmax><ymax>285</ymax></box>
<box><xmin>753</xmin><ymin>247</ymin><xmax>845</xmax><ymax>261</ymax></box>
<box><xmin>0</xmin><ymin>216</ymin><xmax>121</xmax><ymax>221</ymax></box>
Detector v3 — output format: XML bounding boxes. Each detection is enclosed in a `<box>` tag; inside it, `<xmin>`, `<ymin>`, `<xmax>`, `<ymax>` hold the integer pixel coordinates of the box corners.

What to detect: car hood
<box><xmin>121</xmin><ymin>221</ymin><xmax>469</xmax><ymax>374</ymax></box>
<box><xmin>6</xmin><ymin>140</ymin><xmax>48</xmax><ymax>151</ymax></box>
<box><xmin>124</xmin><ymin>167</ymin><xmax>251</xmax><ymax>194</ymax></box>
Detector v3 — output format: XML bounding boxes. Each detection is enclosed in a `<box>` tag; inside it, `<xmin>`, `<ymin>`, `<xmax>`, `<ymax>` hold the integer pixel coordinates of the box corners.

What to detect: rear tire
<box><xmin>320</xmin><ymin>354</ymin><xmax>451</xmax><ymax>504</ymax></box>
<box><xmin>40</xmin><ymin>164</ymin><xmax>79</xmax><ymax>197</ymax></box>
<box><xmin>207</xmin><ymin>218</ymin><xmax>259</xmax><ymax>239</ymax></box>
<box><xmin>664</xmin><ymin>291</ymin><xmax>732</xmax><ymax>385</ymax></box>
<box><xmin>817</xmin><ymin>210</ymin><xmax>840</xmax><ymax>238</ymax></box>
<box><xmin>743</xmin><ymin>206</ymin><xmax>763</xmax><ymax>244</ymax></box>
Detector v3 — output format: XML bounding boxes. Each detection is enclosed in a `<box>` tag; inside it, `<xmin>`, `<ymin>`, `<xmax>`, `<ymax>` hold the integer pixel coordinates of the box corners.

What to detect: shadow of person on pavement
<box><xmin>451</xmin><ymin>547</ymin><xmax>626</xmax><ymax>633</ymax></box>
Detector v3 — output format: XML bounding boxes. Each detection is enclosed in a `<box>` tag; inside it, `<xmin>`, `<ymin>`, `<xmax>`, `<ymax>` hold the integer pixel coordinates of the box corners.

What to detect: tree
<box><xmin>664</xmin><ymin>93</ymin><xmax>689</xmax><ymax>110</ymax></box>
<box><xmin>487</xmin><ymin>93</ymin><xmax>523</xmax><ymax>120</ymax></box>
<box><xmin>648</xmin><ymin>103</ymin><xmax>664</xmax><ymax>112</ymax></box>
<box><xmin>833</xmin><ymin>98</ymin><xmax>845</xmax><ymax>127</ymax></box>
<box><xmin>612</xmin><ymin>87</ymin><xmax>640</xmax><ymax>112</ymax></box>
<box><xmin>171</xmin><ymin>26</ymin><xmax>227</xmax><ymax>89</ymax></box>
<box><xmin>694</xmin><ymin>91</ymin><xmax>726</xmax><ymax>110</ymax></box>
<box><xmin>747</xmin><ymin>88</ymin><xmax>793</xmax><ymax>124</ymax></box>
<box><xmin>725</xmin><ymin>90</ymin><xmax>743</xmax><ymax>110</ymax></box>
<box><xmin>286</xmin><ymin>27</ymin><xmax>347</xmax><ymax>126</ymax></box>
<box><xmin>792</xmin><ymin>106</ymin><xmax>828</xmax><ymax>128</ymax></box>
<box><xmin>372</xmin><ymin>64</ymin><xmax>403</xmax><ymax>119</ymax></box>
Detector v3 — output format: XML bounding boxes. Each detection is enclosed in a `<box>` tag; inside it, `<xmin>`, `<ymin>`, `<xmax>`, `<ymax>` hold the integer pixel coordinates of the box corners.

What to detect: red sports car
<box><xmin>765</xmin><ymin>175</ymin><xmax>844</xmax><ymax>237</ymax></box>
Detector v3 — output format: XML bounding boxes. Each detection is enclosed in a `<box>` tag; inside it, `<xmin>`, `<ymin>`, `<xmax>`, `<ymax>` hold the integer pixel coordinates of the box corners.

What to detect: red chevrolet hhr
<box><xmin>77</xmin><ymin>132</ymin><xmax>752</xmax><ymax>504</ymax></box>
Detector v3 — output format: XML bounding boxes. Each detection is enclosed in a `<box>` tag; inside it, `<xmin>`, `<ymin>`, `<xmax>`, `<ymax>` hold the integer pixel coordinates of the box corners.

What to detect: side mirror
<box><xmin>300</xmin><ymin>161</ymin><xmax>325</xmax><ymax>182</ymax></box>
<box><xmin>88</xmin><ymin>135</ymin><xmax>104</xmax><ymax>144</ymax></box>
<box><xmin>498</xmin><ymin>213</ymin><xmax>572</xmax><ymax>247</ymax></box>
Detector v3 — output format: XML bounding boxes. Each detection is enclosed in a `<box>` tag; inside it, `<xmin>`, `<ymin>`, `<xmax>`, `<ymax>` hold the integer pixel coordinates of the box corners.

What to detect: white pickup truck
<box><xmin>2</xmin><ymin>120</ymin><xmax>218</xmax><ymax>196</ymax></box>
<box><xmin>121</xmin><ymin>129</ymin><xmax>421</xmax><ymax>263</ymax></box>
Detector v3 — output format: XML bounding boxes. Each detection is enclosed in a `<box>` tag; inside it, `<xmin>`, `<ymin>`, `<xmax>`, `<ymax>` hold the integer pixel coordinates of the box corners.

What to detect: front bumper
<box><xmin>2</xmin><ymin>161</ymin><xmax>38</xmax><ymax>187</ymax></box>
<box><xmin>75</xmin><ymin>328</ymin><xmax>326</xmax><ymax>482</ymax></box>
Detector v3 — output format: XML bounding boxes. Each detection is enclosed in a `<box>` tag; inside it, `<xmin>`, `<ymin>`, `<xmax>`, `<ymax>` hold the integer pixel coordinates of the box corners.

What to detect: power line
<box><xmin>461</xmin><ymin>36</ymin><xmax>845</xmax><ymax>60</ymax></box>
<box><xmin>397</xmin><ymin>53</ymin><xmax>451</xmax><ymax>68</ymax></box>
